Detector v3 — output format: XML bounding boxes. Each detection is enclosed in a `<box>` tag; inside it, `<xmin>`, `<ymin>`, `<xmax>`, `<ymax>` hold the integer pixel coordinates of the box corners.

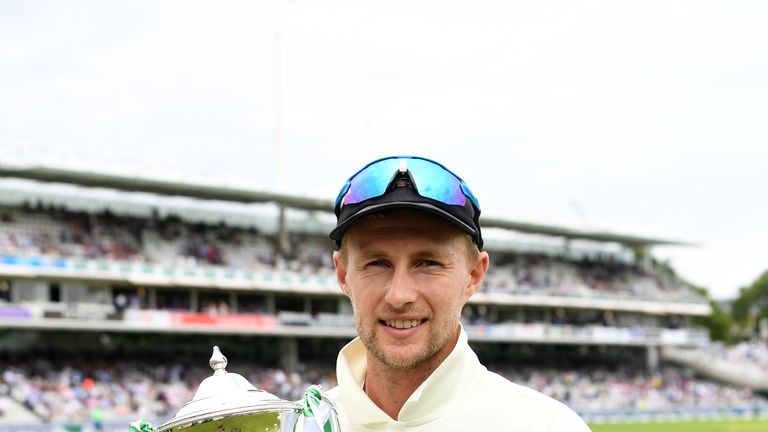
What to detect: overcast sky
<box><xmin>1</xmin><ymin>0</ymin><xmax>767</xmax><ymax>300</ymax></box>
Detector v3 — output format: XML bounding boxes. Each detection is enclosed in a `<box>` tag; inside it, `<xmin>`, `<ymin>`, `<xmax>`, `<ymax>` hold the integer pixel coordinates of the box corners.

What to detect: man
<box><xmin>327</xmin><ymin>156</ymin><xmax>591</xmax><ymax>431</ymax></box>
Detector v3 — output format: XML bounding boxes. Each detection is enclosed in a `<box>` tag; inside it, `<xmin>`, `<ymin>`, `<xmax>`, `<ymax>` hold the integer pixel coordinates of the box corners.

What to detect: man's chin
<box><xmin>371</xmin><ymin>343</ymin><xmax>433</xmax><ymax>370</ymax></box>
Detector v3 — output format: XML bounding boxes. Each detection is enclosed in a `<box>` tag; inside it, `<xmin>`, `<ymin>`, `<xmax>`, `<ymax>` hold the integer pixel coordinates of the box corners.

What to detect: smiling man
<box><xmin>326</xmin><ymin>156</ymin><xmax>591</xmax><ymax>431</ymax></box>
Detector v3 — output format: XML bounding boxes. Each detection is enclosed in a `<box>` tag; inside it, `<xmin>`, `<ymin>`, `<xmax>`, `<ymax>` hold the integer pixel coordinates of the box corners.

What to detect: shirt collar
<box><xmin>335</xmin><ymin>326</ymin><xmax>480</xmax><ymax>427</ymax></box>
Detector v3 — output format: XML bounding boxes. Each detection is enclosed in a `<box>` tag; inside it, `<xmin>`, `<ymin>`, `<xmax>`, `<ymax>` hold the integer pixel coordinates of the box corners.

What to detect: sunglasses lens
<box><xmin>406</xmin><ymin>158</ymin><xmax>466</xmax><ymax>206</ymax></box>
<box><xmin>339</xmin><ymin>157</ymin><xmax>473</xmax><ymax>209</ymax></box>
<box><xmin>342</xmin><ymin>158</ymin><xmax>401</xmax><ymax>205</ymax></box>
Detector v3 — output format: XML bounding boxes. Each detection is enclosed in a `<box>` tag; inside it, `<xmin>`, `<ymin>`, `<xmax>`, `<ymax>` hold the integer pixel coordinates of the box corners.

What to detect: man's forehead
<box><xmin>346</xmin><ymin>210</ymin><xmax>460</xmax><ymax>237</ymax></box>
<box><xmin>344</xmin><ymin>210</ymin><xmax>463</xmax><ymax>250</ymax></box>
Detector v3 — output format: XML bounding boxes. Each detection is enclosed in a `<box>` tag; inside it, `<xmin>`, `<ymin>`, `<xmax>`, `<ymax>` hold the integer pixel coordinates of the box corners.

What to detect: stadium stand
<box><xmin>664</xmin><ymin>341</ymin><xmax>768</xmax><ymax>391</ymax></box>
<box><xmin>1</xmin><ymin>356</ymin><xmax>765</xmax><ymax>428</ymax></box>
<box><xmin>0</xmin><ymin>202</ymin><xmax>701</xmax><ymax>304</ymax></box>
<box><xmin>0</xmin><ymin>171</ymin><xmax>762</xmax><ymax>429</ymax></box>
<box><xmin>0</xmin><ymin>355</ymin><xmax>336</xmax><ymax>426</ymax></box>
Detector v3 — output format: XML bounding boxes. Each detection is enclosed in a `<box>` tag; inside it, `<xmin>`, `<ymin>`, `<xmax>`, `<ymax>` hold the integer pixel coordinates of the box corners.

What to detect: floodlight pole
<box><xmin>273</xmin><ymin>0</ymin><xmax>292</xmax><ymax>259</ymax></box>
<box><xmin>273</xmin><ymin>0</ymin><xmax>285</xmax><ymax>192</ymax></box>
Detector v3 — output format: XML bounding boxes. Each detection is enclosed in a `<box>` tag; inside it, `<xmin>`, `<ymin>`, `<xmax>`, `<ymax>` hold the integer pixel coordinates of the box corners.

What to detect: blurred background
<box><xmin>1</xmin><ymin>1</ymin><xmax>767</xmax><ymax>431</ymax></box>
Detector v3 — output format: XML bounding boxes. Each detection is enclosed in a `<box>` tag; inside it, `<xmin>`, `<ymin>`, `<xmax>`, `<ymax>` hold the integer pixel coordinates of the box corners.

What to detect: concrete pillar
<box><xmin>266</xmin><ymin>293</ymin><xmax>276</xmax><ymax>314</ymax></box>
<box><xmin>147</xmin><ymin>287</ymin><xmax>157</xmax><ymax>309</ymax></box>
<box><xmin>279</xmin><ymin>337</ymin><xmax>299</xmax><ymax>373</ymax></box>
<box><xmin>278</xmin><ymin>204</ymin><xmax>291</xmax><ymax>256</ymax></box>
<box><xmin>646</xmin><ymin>345</ymin><xmax>659</xmax><ymax>372</ymax></box>
<box><xmin>229</xmin><ymin>291</ymin><xmax>238</xmax><ymax>312</ymax></box>
<box><xmin>190</xmin><ymin>290</ymin><xmax>199</xmax><ymax>312</ymax></box>
<box><xmin>633</xmin><ymin>245</ymin><xmax>652</xmax><ymax>272</ymax></box>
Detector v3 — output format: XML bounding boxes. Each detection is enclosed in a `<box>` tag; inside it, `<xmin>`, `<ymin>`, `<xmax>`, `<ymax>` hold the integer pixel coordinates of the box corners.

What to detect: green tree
<box><xmin>693</xmin><ymin>301</ymin><xmax>734</xmax><ymax>343</ymax></box>
<box><xmin>686</xmin><ymin>283</ymin><xmax>735</xmax><ymax>343</ymax></box>
<box><xmin>732</xmin><ymin>270</ymin><xmax>768</xmax><ymax>338</ymax></box>
<box><xmin>652</xmin><ymin>258</ymin><xmax>735</xmax><ymax>343</ymax></box>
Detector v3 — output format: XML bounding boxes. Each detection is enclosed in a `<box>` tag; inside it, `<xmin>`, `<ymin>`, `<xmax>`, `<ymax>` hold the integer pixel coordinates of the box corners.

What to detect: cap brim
<box><xmin>329</xmin><ymin>201</ymin><xmax>477</xmax><ymax>242</ymax></box>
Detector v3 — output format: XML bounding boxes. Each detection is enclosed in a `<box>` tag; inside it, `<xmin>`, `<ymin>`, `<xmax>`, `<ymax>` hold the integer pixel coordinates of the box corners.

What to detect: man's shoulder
<box><xmin>473</xmin><ymin>370</ymin><xmax>549</xmax><ymax>405</ymax></box>
<box><xmin>326</xmin><ymin>385</ymin><xmax>340</xmax><ymax>400</ymax></box>
<box><xmin>469</xmin><ymin>370</ymin><xmax>591</xmax><ymax>430</ymax></box>
<box><xmin>325</xmin><ymin>372</ymin><xmax>590</xmax><ymax>431</ymax></box>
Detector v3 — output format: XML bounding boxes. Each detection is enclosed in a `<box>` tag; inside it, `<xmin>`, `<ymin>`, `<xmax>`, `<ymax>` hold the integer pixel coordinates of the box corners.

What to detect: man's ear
<box><xmin>333</xmin><ymin>250</ymin><xmax>351</xmax><ymax>297</ymax></box>
<box><xmin>465</xmin><ymin>251</ymin><xmax>489</xmax><ymax>300</ymax></box>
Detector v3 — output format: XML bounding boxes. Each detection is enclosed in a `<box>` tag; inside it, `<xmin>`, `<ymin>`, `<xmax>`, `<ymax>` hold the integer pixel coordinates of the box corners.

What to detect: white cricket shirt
<box><xmin>327</xmin><ymin>328</ymin><xmax>592</xmax><ymax>431</ymax></box>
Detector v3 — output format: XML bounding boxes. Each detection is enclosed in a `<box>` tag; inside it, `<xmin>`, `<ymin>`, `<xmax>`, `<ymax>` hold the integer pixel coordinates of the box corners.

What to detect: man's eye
<box><xmin>420</xmin><ymin>260</ymin><xmax>441</xmax><ymax>267</ymax></box>
<box><xmin>367</xmin><ymin>259</ymin><xmax>387</xmax><ymax>267</ymax></box>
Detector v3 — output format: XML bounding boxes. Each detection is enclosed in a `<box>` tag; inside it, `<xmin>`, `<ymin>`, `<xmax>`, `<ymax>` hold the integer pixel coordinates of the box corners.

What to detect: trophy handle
<box><xmin>284</xmin><ymin>385</ymin><xmax>342</xmax><ymax>432</ymax></box>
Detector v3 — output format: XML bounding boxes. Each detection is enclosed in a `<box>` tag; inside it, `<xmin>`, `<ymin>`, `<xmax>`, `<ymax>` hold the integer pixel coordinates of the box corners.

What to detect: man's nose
<box><xmin>384</xmin><ymin>267</ymin><xmax>418</xmax><ymax>308</ymax></box>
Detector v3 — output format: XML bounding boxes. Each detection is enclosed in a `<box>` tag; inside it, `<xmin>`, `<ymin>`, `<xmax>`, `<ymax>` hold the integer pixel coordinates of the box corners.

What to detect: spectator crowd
<box><xmin>0</xmin><ymin>356</ymin><xmax>336</xmax><ymax>426</ymax></box>
<box><xmin>702</xmin><ymin>341</ymin><xmax>768</xmax><ymax>372</ymax></box>
<box><xmin>0</xmin><ymin>202</ymin><xmax>762</xmax><ymax>429</ymax></box>
<box><xmin>498</xmin><ymin>366</ymin><xmax>766</xmax><ymax>414</ymax></box>
<box><xmin>0</xmin><ymin>356</ymin><xmax>764</xmax><ymax>426</ymax></box>
<box><xmin>0</xmin><ymin>203</ymin><xmax>703</xmax><ymax>304</ymax></box>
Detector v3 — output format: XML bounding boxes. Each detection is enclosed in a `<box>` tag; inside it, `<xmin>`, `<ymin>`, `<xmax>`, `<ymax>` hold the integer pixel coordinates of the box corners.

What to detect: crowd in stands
<box><xmin>498</xmin><ymin>366</ymin><xmax>767</xmax><ymax>413</ymax></box>
<box><xmin>484</xmin><ymin>253</ymin><xmax>699</xmax><ymax>302</ymax></box>
<box><xmin>0</xmin><ymin>206</ymin><xmax>142</xmax><ymax>262</ymax></box>
<box><xmin>685</xmin><ymin>340</ymin><xmax>768</xmax><ymax>374</ymax></box>
<box><xmin>0</xmin><ymin>356</ymin><xmax>336</xmax><ymax>426</ymax></box>
<box><xmin>0</xmin><ymin>204</ymin><xmax>332</xmax><ymax>275</ymax></box>
<box><xmin>0</xmin><ymin>203</ymin><xmax>702</xmax><ymax>304</ymax></box>
<box><xmin>0</xmin><ymin>356</ymin><xmax>764</xmax><ymax>426</ymax></box>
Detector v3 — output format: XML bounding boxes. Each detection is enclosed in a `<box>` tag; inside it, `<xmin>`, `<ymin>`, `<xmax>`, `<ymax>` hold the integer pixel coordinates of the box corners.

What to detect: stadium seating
<box><xmin>665</xmin><ymin>342</ymin><xmax>768</xmax><ymax>390</ymax></box>
<box><xmin>0</xmin><ymin>199</ymin><xmax>757</xmax><ymax>430</ymax></box>
<box><xmin>0</xmin><ymin>204</ymin><xmax>705</xmax><ymax>304</ymax></box>
<box><xmin>1</xmin><ymin>357</ymin><xmax>765</xmax><ymax>427</ymax></box>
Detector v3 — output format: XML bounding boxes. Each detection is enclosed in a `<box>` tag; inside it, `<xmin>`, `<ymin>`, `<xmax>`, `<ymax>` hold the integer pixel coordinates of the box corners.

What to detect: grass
<box><xmin>589</xmin><ymin>419</ymin><xmax>768</xmax><ymax>432</ymax></box>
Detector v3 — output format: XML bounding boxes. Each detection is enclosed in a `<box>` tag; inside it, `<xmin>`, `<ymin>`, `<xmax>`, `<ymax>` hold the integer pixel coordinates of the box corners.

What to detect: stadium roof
<box><xmin>0</xmin><ymin>162</ymin><xmax>692</xmax><ymax>247</ymax></box>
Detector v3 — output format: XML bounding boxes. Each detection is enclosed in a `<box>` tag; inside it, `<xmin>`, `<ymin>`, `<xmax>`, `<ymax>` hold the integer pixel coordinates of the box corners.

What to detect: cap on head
<box><xmin>329</xmin><ymin>156</ymin><xmax>483</xmax><ymax>250</ymax></box>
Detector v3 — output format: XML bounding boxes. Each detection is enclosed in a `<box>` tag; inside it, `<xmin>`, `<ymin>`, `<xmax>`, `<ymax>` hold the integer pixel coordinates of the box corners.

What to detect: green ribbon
<box><xmin>297</xmin><ymin>386</ymin><xmax>333</xmax><ymax>432</ymax></box>
<box><xmin>129</xmin><ymin>419</ymin><xmax>155</xmax><ymax>432</ymax></box>
<box><xmin>302</xmin><ymin>386</ymin><xmax>322</xmax><ymax>417</ymax></box>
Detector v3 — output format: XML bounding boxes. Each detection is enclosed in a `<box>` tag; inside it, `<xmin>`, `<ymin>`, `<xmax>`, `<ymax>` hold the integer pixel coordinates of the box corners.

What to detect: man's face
<box><xmin>333</xmin><ymin>210</ymin><xmax>488</xmax><ymax>370</ymax></box>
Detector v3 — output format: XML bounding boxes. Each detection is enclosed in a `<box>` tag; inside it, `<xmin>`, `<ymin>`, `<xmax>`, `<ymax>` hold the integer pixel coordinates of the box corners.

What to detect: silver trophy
<box><xmin>155</xmin><ymin>346</ymin><xmax>341</xmax><ymax>432</ymax></box>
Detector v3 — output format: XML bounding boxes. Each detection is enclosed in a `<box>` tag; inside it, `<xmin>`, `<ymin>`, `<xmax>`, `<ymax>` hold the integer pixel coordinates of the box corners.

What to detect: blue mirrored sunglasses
<box><xmin>334</xmin><ymin>156</ymin><xmax>480</xmax><ymax>211</ymax></box>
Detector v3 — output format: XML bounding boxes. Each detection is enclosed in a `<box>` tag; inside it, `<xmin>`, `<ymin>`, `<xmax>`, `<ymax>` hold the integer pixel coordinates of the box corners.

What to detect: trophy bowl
<box><xmin>155</xmin><ymin>346</ymin><xmax>339</xmax><ymax>432</ymax></box>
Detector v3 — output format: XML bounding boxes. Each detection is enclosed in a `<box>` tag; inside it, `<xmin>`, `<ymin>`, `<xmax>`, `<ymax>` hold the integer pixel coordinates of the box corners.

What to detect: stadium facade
<box><xmin>4</xmin><ymin>164</ymin><xmax>754</xmax><ymax>429</ymax></box>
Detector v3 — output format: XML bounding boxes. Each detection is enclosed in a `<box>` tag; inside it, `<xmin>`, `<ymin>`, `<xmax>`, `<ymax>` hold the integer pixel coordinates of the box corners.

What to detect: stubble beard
<box><xmin>356</xmin><ymin>307</ymin><xmax>459</xmax><ymax>371</ymax></box>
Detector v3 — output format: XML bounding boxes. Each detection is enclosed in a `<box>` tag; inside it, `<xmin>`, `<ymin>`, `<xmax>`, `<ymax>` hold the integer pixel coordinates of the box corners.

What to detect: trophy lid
<box><xmin>157</xmin><ymin>346</ymin><xmax>298</xmax><ymax>431</ymax></box>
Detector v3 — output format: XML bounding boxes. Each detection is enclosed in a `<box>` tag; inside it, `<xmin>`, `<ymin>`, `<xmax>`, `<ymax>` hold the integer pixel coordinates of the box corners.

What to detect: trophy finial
<box><xmin>210</xmin><ymin>346</ymin><xmax>228</xmax><ymax>376</ymax></box>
